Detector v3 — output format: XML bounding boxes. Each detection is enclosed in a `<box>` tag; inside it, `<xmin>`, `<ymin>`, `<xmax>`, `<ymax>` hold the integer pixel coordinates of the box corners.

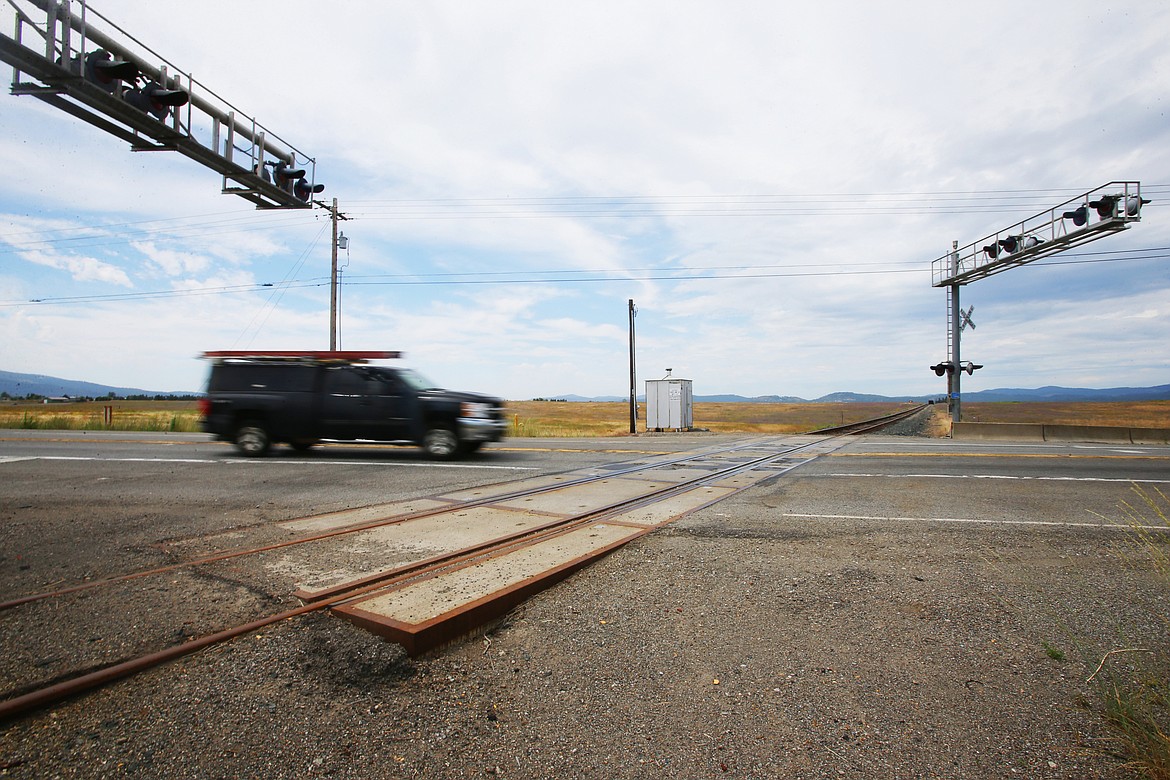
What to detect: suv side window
<box><xmin>371</xmin><ymin>368</ymin><xmax>402</xmax><ymax>394</ymax></box>
<box><xmin>322</xmin><ymin>367</ymin><xmax>372</xmax><ymax>397</ymax></box>
<box><xmin>208</xmin><ymin>364</ymin><xmax>316</xmax><ymax>392</ymax></box>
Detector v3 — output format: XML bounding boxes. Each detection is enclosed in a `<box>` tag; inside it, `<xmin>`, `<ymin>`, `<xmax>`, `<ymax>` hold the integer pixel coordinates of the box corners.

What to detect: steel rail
<box><xmin>298</xmin><ymin>432</ymin><xmax>839</xmax><ymax>604</ymax></box>
<box><xmin>0</xmin><ymin>409</ymin><xmax>928</xmax><ymax>719</ymax></box>
<box><xmin>812</xmin><ymin>403</ymin><xmax>929</xmax><ymax>436</ymax></box>
<box><xmin>0</xmin><ymin>434</ymin><xmax>818</xmax><ymax>720</ymax></box>
<box><xmin>1</xmin><ymin>406</ymin><xmax>928</xmax><ymax>612</ymax></box>
<box><xmin>0</xmin><ymin>434</ymin><xmax>794</xmax><ymax>613</ymax></box>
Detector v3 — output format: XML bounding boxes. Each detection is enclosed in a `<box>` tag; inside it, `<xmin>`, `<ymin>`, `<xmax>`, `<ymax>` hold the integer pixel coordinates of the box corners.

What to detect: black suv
<box><xmin>199</xmin><ymin>350</ymin><xmax>507</xmax><ymax>458</ymax></box>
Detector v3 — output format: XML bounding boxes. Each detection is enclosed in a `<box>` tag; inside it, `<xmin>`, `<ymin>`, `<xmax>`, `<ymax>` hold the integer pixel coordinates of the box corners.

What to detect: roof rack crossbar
<box><xmin>200</xmin><ymin>350</ymin><xmax>402</xmax><ymax>364</ymax></box>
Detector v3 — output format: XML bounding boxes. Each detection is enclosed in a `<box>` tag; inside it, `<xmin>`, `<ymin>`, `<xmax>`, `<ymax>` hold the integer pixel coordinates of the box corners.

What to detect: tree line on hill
<box><xmin>1</xmin><ymin>391</ymin><xmax>200</xmax><ymax>402</ymax></box>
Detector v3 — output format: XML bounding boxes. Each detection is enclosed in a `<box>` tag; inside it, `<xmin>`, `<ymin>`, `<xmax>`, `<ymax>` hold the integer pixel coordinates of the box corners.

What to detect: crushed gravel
<box><xmin>872</xmin><ymin>405</ymin><xmax>947</xmax><ymax>437</ymax></box>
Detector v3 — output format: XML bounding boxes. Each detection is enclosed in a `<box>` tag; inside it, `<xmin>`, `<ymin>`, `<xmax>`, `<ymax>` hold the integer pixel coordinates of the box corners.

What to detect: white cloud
<box><xmin>22</xmin><ymin>249</ymin><xmax>133</xmax><ymax>287</ymax></box>
<box><xmin>133</xmin><ymin>242</ymin><xmax>211</xmax><ymax>277</ymax></box>
<box><xmin>0</xmin><ymin>0</ymin><xmax>1168</xmax><ymax>400</ymax></box>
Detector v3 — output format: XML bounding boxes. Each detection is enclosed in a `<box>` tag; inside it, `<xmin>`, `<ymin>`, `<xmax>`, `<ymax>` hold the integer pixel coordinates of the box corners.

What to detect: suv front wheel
<box><xmin>234</xmin><ymin>421</ymin><xmax>271</xmax><ymax>457</ymax></box>
<box><xmin>422</xmin><ymin>426</ymin><xmax>460</xmax><ymax>459</ymax></box>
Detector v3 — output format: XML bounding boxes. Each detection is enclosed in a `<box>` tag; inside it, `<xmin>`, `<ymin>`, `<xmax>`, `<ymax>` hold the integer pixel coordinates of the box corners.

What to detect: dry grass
<box><xmin>1091</xmin><ymin>486</ymin><xmax>1170</xmax><ymax>779</ymax></box>
<box><xmin>963</xmin><ymin>401</ymin><xmax>1170</xmax><ymax>429</ymax></box>
<box><xmin>0</xmin><ymin>400</ymin><xmax>202</xmax><ymax>433</ymax></box>
<box><xmin>1</xmin><ymin>399</ymin><xmax>1166</xmax><ymax>437</ymax></box>
<box><xmin>505</xmin><ymin>400</ymin><xmax>923</xmax><ymax>437</ymax></box>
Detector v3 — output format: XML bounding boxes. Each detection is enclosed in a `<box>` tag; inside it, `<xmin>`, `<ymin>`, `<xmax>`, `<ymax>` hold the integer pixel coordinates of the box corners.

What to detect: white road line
<box><xmin>25</xmin><ymin>456</ymin><xmax>220</xmax><ymax>464</ymax></box>
<box><xmin>783</xmin><ymin>512</ymin><xmax>1167</xmax><ymax>531</ymax></box>
<box><xmin>1</xmin><ymin>456</ymin><xmax>536</xmax><ymax>470</ymax></box>
<box><xmin>811</xmin><ymin>472</ymin><xmax>1170</xmax><ymax>484</ymax></box>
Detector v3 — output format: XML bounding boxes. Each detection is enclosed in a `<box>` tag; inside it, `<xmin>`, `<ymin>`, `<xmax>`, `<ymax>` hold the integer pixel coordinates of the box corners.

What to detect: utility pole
<box><xmin>628</xmin><ymin>299</ymin><xmax>637</xmax><ymax>434</ymax></box>
<box><xmin>949</xmin><ymin>241</ymin><xmax>961</xmax><ymax>423</ymax></box>
<box><xmin>950</xmin><ymin>282</ymin><xmax>962</xmax><ymax>423</ymax></box>
<box><xmin>317</xmin><ymin>198</ymin><xmax>349</xmax><ymax>350</ymax></box>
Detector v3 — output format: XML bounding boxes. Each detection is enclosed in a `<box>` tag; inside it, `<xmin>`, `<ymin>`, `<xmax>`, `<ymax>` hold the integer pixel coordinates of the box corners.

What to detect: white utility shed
<box><xmin>645</xmin><ymin>378</ymin><xmax>693</xmax><ymax>431</ymax></box>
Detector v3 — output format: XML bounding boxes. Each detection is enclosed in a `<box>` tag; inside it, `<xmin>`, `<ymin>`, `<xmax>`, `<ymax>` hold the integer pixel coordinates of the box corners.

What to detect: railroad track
<box><xmin>806</xmin><ymin>402</ymin><xmax>928</xmax><ymax>436</ymax></box>
<box><xmin>0</xmin><ymin>406</ymin><xmax>927</xmax><ymax>720</ymax></box>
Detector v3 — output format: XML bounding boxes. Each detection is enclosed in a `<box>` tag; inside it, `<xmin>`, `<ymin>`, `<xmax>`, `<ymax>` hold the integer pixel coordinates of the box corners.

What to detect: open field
<box><xmin>508</xmin><ymin>400</ymin><xmax>1170</xmax><ymax>436</ymax></box>
<box><xmin>508</xmin><ymin>400</ymin><xmax>929</xmax><ymax>436</ymax></box>
<box><xmin>0</xmin><ymin>400</ymin><xmax>203</xmax><ymax>433</ymax></box>
<box><xmin>1</xmin><ymin>399</ymin><xmax>1167</xmax><ymax>436</ymax></box>
<box><xmin>959</xmin><ymin>400</ymin><xmax>1170</xmax><ymax>429</ymax></box>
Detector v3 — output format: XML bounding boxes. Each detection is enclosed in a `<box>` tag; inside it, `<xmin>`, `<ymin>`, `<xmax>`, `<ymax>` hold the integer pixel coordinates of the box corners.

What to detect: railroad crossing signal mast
<box><xmin>931</xmin><ymin>181</ymin><xmax>1149</xmax><ymax>423</ymax></box>
<box><xmin>0</xmin><ymin>0</ymin><xmax>323</xmax><ymax>209</ymax></box>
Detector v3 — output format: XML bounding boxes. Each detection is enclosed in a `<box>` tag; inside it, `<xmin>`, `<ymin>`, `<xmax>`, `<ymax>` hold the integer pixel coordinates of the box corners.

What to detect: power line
<box><xmin>3</xmin><ymin>185</ymin><xmax>1166</xmax><ymax>252</ymax></box>
<box><xmin>232</xmin><ymin>223</ymin><xmax>330</xmax><ymax>349</ymax></box>
<box><xmin>344</xmin><ymin>187</ymin><xmax>1170</xmax><ymax>220</ymax></box>
<box><xmin>5</xmin><ymin>246</ymin><xmax>1166</xmax><ymax>308</ymax></box>
<box><xmin>0</xmin><ymin>211</ymin><xmax>317</xmax><ymax>254</ymax></box>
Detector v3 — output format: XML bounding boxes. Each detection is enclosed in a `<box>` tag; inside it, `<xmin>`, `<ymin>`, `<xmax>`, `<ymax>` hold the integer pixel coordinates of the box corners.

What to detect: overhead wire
<box><xmin>2</xmin><ymin>186</ymin><xmax>1164</xmax><ymax>309</ymax></box>
<box><xmin>2</xmin><ymin>186</ymin><xmax>1165</xmax><ymax>253</ymax></box>
<box><xmin>0</xmin><ymin>210</ymin><xmax>320</xmax><ymax>254</ymax></box>
<box><xmin>231</xmin><ymin>222</ymin><xmax>329</xmax><ymax>349</ymax></box>
<box><xmin>4</xmin><ymin>245</ymin><xmax>1166</xmax><ymax>307</ymax></box>
<box><xmin>342</xmin><ymin>186</ymin><xmax>1170</xmax><ymax>220</ymax></box>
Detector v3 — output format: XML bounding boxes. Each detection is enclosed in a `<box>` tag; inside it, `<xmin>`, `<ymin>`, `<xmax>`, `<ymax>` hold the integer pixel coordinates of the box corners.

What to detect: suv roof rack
<box><xmin>200</xmin><ymin>350</ymin><xmax>402</xmax><ymax>364</ymax></box>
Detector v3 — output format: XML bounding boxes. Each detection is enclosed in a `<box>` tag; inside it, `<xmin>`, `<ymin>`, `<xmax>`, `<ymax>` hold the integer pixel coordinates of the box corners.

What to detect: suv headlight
<box><xmin>461</xmin><ymin>402</ymin><xmax>492</xmax><ymax>419</ymax></box>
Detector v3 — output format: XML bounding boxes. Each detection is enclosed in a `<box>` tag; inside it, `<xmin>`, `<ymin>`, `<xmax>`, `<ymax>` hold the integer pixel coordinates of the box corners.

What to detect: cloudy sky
<box><xmin>1</xmin><ymin>0</ymin><xmax>1168</xmax><ymax>400</ymax></box>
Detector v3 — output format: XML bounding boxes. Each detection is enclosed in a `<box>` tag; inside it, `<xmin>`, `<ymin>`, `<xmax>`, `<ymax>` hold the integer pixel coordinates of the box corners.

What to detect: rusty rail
<box><xmin>0</xmin><ymin>415</ymin><xmax>906</xmax><ymax>720</ymax></box>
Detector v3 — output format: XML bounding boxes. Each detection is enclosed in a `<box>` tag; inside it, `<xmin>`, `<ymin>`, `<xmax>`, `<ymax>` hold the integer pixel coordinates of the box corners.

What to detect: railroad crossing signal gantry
<box><xmin>0</xmin><ymin>0</ymin><xmax>323</xmax><ymax>209</ymax></box>
<box><xmin>931</xmin><ymin>181</ymin><xmax>1148</xmax><ymax>423</ymax></box>
<box><xmin>933</xmin><ymin>182</ymin><xmax>1147</xmax><ymax>287</ymax></box>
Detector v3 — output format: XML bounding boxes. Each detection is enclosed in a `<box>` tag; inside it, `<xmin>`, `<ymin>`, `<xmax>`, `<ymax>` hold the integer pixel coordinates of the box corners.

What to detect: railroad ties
<box><xmin>273</xmin><ymin>435</ymin><xmax>854</xmax><ymax>655</ymax></box>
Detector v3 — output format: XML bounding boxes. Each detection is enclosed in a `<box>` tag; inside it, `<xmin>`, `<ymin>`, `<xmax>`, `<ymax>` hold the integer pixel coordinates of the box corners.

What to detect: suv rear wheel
<box><xmin>423</xmin><ymin>426</ymin><xmax>460</xmax><ymax>459</ymax></box>
<box><xmin>234</xmin><ymin>421</ymin><xmax>271</xmax><ymax>457</ymax></box>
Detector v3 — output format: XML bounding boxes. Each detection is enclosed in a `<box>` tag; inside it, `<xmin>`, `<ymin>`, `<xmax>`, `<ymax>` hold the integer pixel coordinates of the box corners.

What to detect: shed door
<box><xmin>667</xmin><ymin>383</ymin><xmax>681</xmax><ymax>428</ymax></box>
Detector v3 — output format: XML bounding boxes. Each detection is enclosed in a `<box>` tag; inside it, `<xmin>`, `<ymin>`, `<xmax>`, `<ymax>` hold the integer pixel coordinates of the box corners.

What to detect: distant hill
<box><xmin>813</xmin><ymin>391</ymin><xmax>915</xmax><ymax>403</ymax></box>
<box><xmin>544</xmin><ymin>384</ymin><xmax>1170</xmax><ymax>404</ymax></box>
<box><xmin>0</xmin><ymin>370</ymin><xmax>197</xmax><ymax>399</ymax></box>
<box><xmin>691</xmin><ymin>393</ymin><xmax>809</xmax><ymax>403</ymax></box>
<box><xmin>961</xmin><ymin>385</ymin><xmax>1170</xmax><ymax>403</ymax></box>
<box><xmin>2</xmin><ymin>369</ymin><xmax>1167</xmax><ymax>404</ymax></box>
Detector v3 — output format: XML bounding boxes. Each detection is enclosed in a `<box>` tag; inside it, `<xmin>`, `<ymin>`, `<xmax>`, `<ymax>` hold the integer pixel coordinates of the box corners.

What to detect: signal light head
<box><xmin>293</xmin><ymin>179</ymin><xmax>324</xmax><ymax>201</ymax></box>
<box><xmin>1062</xmin><ymin>205</ymin><xmax>1088</xmax><ymax>226</ymax></box>
<box><xmin>274</xmin><ymin>163</ymin><xmax>305</xmax><ymax>181</ymax></box>
<box><xmin>1089</xmin><ymin>194</ymin><xmax>1120</xmax><ymax>219</ymax></box>
<box><xmin>273</xmin><ymin>162</ymin><xmax>306</xmax><ymax>192</ymax></box>
<box><xmin>77</xmin><ymin>50</ymin><xmax>139</xmax><ymax>92</ymax></box>
<box><xmin>996</xmin><ymin>235</ymin><xmax>1042</xmax><ymax>255</ymax></box>
<box><xmin>982</xmin><ymin>243</ymin><xmax>999</xmax><ymax>259</ymax></box>
<box><xmin>124</xmin><ymin>80</ymin><xmax>189</xmax><ymax>120</ymax></box>
<box><xmin>1126</xmin><ymin>195</ymin><xmax>1151</xmax><ymax>216</ymax></box>
<box><xmin>930</xmin><ymin>362</ymin><xmax>954</xmax><ymax>376</ymax></box>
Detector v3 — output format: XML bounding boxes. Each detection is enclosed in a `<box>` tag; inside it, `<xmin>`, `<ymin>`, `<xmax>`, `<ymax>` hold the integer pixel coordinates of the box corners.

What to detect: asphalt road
<box><xmin>786</xmin><ymin>435</ymin><xmax>1170</xmax><ymax>530</ymax></box>
<box><xmin>2</xmin><ymin>430</ymin><xmax>1170</xmax><ymax>779</ymax></box>
<box><xmin>2</xmin><ymin>430</ymin><xmax>1167</xmax><ymax>533</ymax></box>
<box><xmin>2</xmin><ymin>429</ymin><xmax>1165</xmax><ymax>605</ymax></box>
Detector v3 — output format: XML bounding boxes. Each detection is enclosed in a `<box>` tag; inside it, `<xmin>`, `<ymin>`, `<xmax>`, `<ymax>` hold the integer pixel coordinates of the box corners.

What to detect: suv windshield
<box><xmin>397</xmin><ymin>368</ymin><xmax>440</xmax><ymax>392</ymax></box>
